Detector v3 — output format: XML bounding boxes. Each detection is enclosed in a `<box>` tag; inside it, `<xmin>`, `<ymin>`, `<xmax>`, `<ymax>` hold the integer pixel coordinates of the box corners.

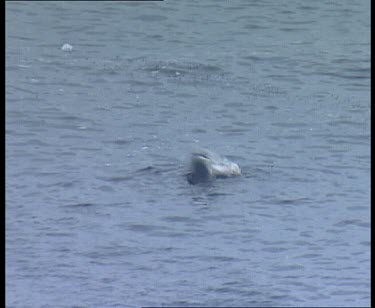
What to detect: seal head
<box><xmin>187</xmin><ymin>149</ymin><xmax>241</xmax><ymax>185</ymax></box>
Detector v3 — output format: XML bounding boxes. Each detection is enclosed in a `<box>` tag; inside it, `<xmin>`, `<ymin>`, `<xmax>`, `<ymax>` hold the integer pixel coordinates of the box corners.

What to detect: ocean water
<box><xmin>6</xmin><ymin>1</ymin><xmax>370</xmax><ymax>307</ymax></box>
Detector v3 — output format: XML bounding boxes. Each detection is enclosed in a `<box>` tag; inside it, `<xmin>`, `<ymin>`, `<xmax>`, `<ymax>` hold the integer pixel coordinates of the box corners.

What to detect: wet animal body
<box><xmin>187</xmin><ymin>149</ymin><xmax>241</xmax><ymax>184</ymax></box>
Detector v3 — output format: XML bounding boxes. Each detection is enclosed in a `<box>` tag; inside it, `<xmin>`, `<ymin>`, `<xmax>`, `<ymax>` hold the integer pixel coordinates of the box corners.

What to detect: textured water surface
<box><xmin>6</xmin><ymin>1</ymin><xmax>370</xmax><ymax>307</ymax></box>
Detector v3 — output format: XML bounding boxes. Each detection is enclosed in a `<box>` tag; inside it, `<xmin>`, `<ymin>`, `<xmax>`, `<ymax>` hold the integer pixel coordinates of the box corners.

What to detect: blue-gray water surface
<box><xmin>6</xmin><ymin>1</ymin><xmax>370</xmax><ymax>307</ymax></box>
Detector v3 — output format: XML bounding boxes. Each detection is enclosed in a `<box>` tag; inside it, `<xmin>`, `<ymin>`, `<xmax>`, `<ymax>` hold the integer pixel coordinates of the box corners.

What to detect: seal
<box><xmin>187</xmin><ymin>148</ymin><xmax>241</xmax><ymax>184</ymax></box>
